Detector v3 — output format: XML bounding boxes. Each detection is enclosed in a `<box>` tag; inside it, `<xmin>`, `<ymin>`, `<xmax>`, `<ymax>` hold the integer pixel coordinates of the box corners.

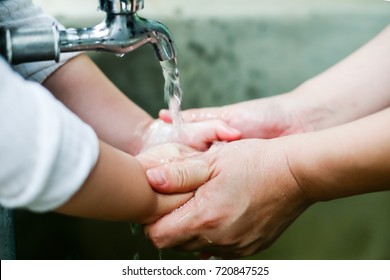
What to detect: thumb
<box><xmin>146</xmin><ymin>159</ymin><xmax>210</xmax><ymax>193</ymax></box>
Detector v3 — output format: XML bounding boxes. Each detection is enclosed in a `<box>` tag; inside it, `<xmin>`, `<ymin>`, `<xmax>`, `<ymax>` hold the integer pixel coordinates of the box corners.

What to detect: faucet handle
<box><xmin>99</xmin><ymin>0</ymin><xmax>144</xmax><ymax>14</ymax></box>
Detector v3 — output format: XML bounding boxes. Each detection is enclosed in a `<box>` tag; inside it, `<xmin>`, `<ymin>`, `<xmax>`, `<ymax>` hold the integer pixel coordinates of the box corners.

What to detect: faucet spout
<box><xmin>59</xmin><ymin>13</ymin><xmax>176</xmax><ymax>61</ymax></box>
<box><xmin>141</xmin><ymin>18</ymin><xmax>177</xmax><ymax>61</ymax></box>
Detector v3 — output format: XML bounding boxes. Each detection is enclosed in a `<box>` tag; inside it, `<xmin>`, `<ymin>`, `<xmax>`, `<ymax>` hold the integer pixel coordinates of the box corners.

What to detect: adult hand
<box><xmin>136</xmin><ymin>143</ymin><xmax>208</xmax><ymax>206</ymax></box>
<box><xmin>158</xmin><ymin>94</ymin><xmax>310</xmax><ymax>140</ymax></box>
<box><xmin>144</xmin><ymin>139</ymin><xmax>312</xmax><ymax>258</ymax></box>
<box><xmin>134</xmin><ymin>143</ymin><xmax>201</xmax><ymax>224</ymax></box>
<box><xmin>139</xmin><ymin>119</ymin><xmax>241</xmax><ymax>153</ymax></box>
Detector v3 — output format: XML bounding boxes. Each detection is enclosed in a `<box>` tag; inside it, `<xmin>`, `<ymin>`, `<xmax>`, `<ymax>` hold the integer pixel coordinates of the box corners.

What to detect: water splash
<box><xmin>129</xmin><ymin>223</ymin><xmax>141</xmax><ymax>260</ymax></box>
<box><xmin>128</xmin><ymin>222</ymin><xmax>165</xmax><ymax>260</ymax></box>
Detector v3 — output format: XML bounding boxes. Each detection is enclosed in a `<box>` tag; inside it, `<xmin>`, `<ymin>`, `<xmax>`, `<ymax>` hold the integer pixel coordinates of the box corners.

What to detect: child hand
<box><xmin>139</xmin><ymin>119</ymin><xmax>241</xmax><ymax>153</ymax></box>
<box><xmin>136</xmin><ymin>143</ymin><xmax>200</xmax><ymax>170</ymax></box>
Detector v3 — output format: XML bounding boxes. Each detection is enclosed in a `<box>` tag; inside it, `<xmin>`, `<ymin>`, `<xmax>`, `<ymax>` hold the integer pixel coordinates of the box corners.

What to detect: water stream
<box><xmin>160</xmin><ymin>58</ymin><xmax>184</xmax><ymax>135</ymax></box>
<box><xmin>127</xmin><ymin>58</ymin><xmax>185</xmax><ymax>260</ymax></box>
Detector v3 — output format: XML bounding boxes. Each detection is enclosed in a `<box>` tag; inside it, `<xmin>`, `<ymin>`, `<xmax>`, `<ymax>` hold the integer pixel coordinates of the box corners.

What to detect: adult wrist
<box><xmin>283</xmin><ymin>133</ymin><xmax>328</xmax><ymax>203</ymax></box>
<box><xmin>287</xmin><ymin>81</ymin><xmax>336</xmax><ymax>133</ymax></box>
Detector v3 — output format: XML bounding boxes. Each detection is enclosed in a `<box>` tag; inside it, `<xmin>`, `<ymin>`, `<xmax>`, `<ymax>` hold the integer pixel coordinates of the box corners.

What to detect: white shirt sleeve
<box><xmin>0</xmin><ymin>0</ymin><xmax>79</xmax><ymax>83</ymax></box>
<box><xmin>0</xmin><ymin>58</ymin><xmax>99</xmax><ymax>212</ymax></box>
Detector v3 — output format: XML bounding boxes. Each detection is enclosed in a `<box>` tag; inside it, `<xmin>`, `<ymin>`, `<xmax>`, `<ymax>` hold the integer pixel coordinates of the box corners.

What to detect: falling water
<box><xmin>160</xmin><ymin>58</ymin><xmax>184</xmax><ymax>136</ymax></box>
<box><xmin>128</xmin><ymin>222</ymin><xmax>164</xmax><ymax>259</ymax></box>
<box><xmin>124</xmin><ymin>59</ymin><xmax>185</xmax><ymax>260</ymax></box>
<box><xmin>109</xmin><ymin>52</ymin><xmax>192</xmax><ymax>259</ymax></box>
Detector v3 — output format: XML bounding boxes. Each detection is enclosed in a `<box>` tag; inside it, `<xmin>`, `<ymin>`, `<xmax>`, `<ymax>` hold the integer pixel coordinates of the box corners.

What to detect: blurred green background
<box><xmin>14</xmin><ymin>0</ymin><xmax>390</xmax><ymax>259</ymax></box>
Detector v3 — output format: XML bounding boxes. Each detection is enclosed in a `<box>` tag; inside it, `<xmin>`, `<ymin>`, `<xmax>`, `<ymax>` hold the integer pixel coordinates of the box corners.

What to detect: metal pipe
<box><xmin>0</xmin><ymin>25</ymin><xmax>59</xmax><ymax>64</ymax></box>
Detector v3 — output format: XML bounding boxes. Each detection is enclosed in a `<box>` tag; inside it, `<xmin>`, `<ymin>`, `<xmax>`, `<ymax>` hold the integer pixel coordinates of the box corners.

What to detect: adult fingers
<box><xmin>136</xmin><ymin>143</ymin><xmax>199</xmax><ymax>170</ymax></box>
<box><xmin>176</xmin><ymin>120</ymin><xmax>241</xmax><ymax>151</ymax></box>
<box><xmin>159</xmin><ymin>107</ymin><xmax>223</xmax><ymax>123</ymax></box>
<box><xmin>145</xmin><ymin>196</ymin><xmax>198</xmax><ymax>249</ymax></box>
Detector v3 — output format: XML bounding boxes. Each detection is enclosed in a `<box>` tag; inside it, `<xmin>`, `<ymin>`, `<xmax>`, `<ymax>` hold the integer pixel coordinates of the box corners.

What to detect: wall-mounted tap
<box><xmin>0</xmin><ymin>0</ymin><xmax>176</xmax><ymax>64</ymax></box>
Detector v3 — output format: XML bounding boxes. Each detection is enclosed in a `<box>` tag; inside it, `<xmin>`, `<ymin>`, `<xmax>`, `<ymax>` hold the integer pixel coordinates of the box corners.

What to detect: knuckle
<box><xmin>198</xmin><ymin>208</ymin><xmax>221</xmax><ymax>231</ymax></box>
<box><xmin>174</xmin><ymin>165</ymin><xmax>189</xmax><ymax>189</ymax></box>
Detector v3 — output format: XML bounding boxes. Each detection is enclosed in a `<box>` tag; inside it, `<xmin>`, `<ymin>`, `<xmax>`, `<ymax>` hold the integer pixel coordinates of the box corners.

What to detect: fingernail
<box><xmin>147</xmin><ymin>169</ymin><xmax>167</xmax><ymax>186</ymax></box>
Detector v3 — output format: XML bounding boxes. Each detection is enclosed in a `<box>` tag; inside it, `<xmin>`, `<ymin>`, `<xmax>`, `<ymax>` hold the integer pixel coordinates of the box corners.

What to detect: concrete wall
<box><xmin>34</xmin><ymin>0</ymin><xmax>390</xmax><ymax>115</ymax></box>
<box><xmin>16</xmin><ymin>0</ymin><xmax>390</xmax><ymax>260</ymax></box>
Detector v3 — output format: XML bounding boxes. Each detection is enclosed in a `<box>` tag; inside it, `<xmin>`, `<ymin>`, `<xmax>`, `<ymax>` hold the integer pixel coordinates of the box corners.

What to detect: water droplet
<box><xmin>116</xmin><ymin>53</ymin><xmax>125</xmax><ymax>58</ymax></box>
<box><xmin>133</xmin><ymin>252</ymin><xmax>140</xmax><ymax>260</ymax></box>
<box><xmin>129</xmin><ymin>223</ymin><xmax>139</xmax><ymax>235</ymax></box>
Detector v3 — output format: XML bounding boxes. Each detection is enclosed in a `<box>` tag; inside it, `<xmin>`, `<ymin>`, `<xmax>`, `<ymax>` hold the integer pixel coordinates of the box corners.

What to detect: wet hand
<box><xmin>136</xmin><ymin>143</ymin><xmax>200</xmax><ymax>170</ymax></box>
<box><xmin>135</xmin><ymin>143</ymin><xmax>201</xmax><ymax>224</ymax></box>
<box><xmin>144</xmin><ymin>139</ymin><xmax>312</xmax><ymax>258</ymax></box>
<box><xmin>139</xmin><ymin>119</ymin><xmax>241</xmax><ymax>152</ymax></box>
<box><xmin>159</xmin><ymin>95</ymin><xmax>309</xmax><ymax>140</ymax></box>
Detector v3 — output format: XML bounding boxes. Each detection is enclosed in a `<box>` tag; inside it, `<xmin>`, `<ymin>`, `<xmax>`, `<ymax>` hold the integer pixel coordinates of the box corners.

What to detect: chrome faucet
<box><xmin>0</xmin><ymin>0</ymin><xmax>176</xmax><ymax>64</ymax></box>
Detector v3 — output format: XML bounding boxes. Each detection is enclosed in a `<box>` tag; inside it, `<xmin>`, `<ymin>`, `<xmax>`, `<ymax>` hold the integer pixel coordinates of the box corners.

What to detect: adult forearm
<box><xmin>43</xmin><ymin>54</ymin><xmax>153</xmax><ymax>155</ymax></box>
<box><xmin>289</xmin><ymin>24</ymin><xmax>390</xmax><ymax>131</ymax></box>
<box><xmin>288</xmin><ymin>107</ymin><xmax>390</xmax><ymax>202</ymax></box>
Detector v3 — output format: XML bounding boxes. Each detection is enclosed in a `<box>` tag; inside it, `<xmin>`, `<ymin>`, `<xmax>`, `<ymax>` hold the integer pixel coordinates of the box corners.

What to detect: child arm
<box><xmin>56</xmin><ymin>140</ymin><xmax>193</xmax><ymax>224</ymax></box>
